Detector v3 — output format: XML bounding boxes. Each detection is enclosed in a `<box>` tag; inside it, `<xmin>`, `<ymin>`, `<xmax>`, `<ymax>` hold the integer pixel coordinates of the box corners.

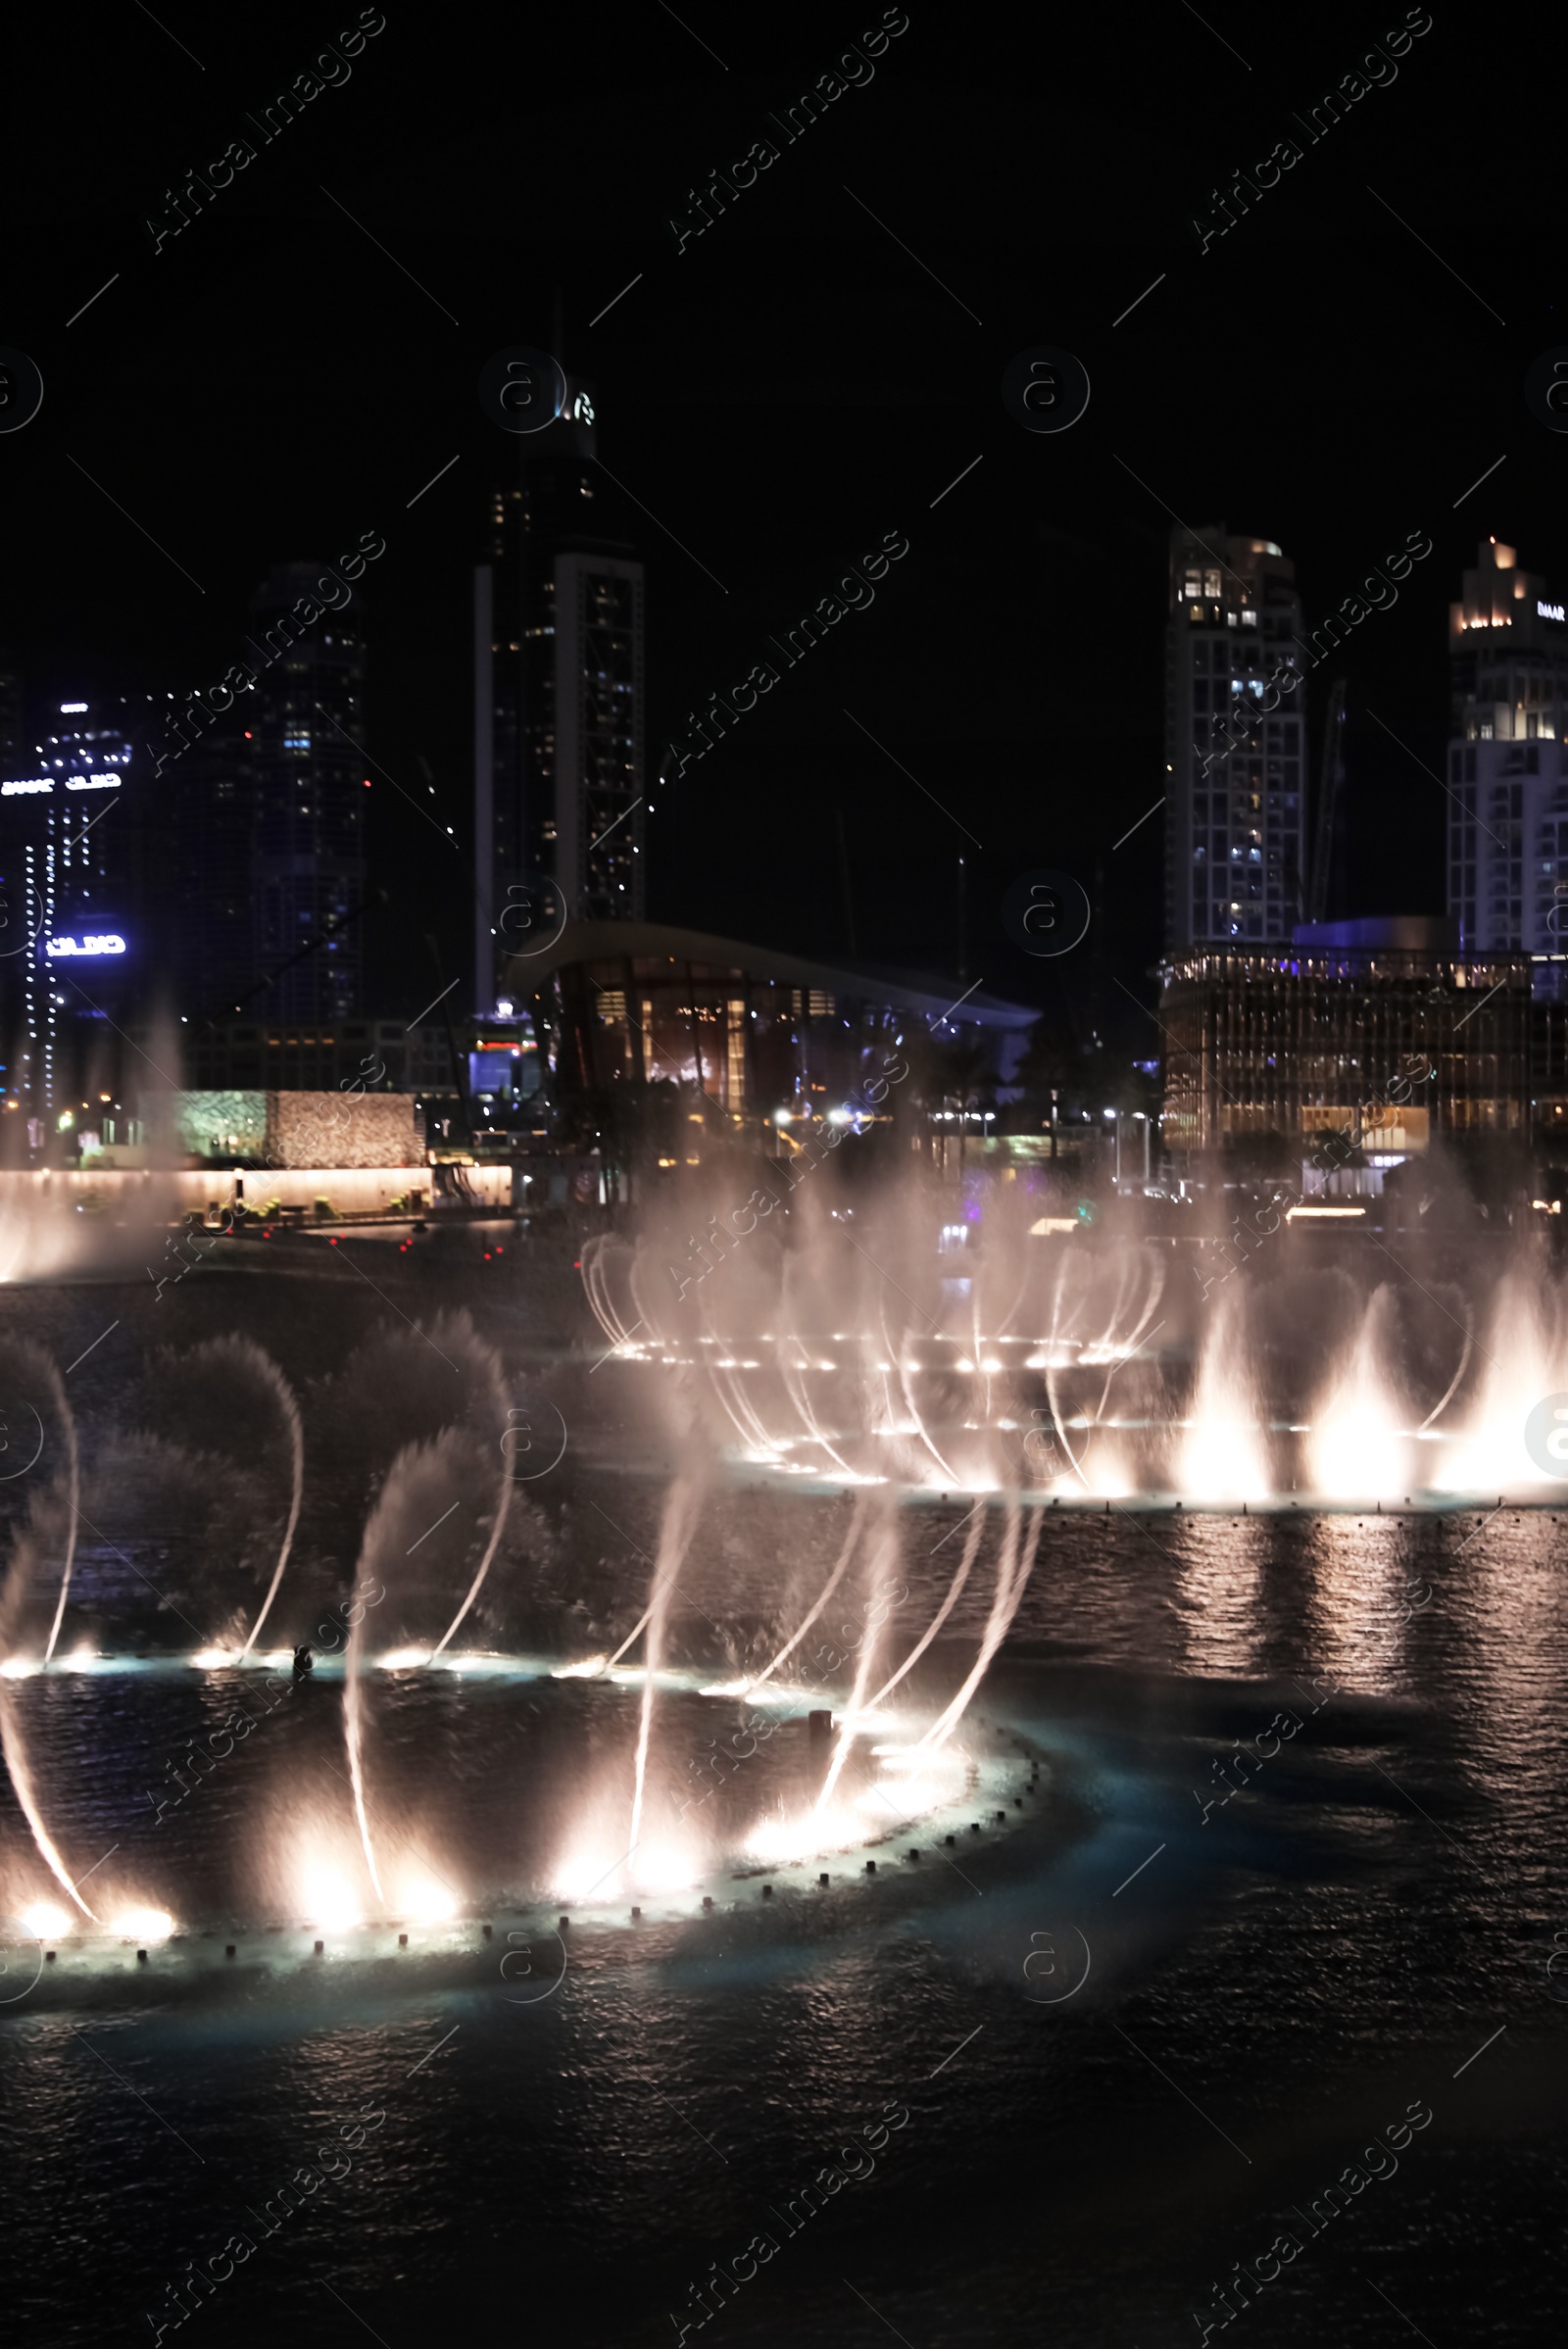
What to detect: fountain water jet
<box><xmin>336</xmin><ymin>1434</ymin><xmax>486</xmax><ymax>1903</ymax></box>
<box><xmin>917</xmin><ymin>1498</ymin><xmax>1043</xmax><ymax>1757</ymax></box>
<box><xmin>342</xmin><ymin>1604</ymin><xmax>385</xmax><ymax>1905</ymax></box>
<box><xmin>1416</xmin><ymin>1298</ymin><xmax>1473</xmax><ymax>1434</ymax></box>
<box><xmin>194</xmin><ymin>1340</ymin><xmax>309</xmax><ymax>1661</ymax></box>
<box><xmin>742</xmin><ymin>1489</ymin><xmax>871</xmax><ymax>1695</ymax></box>
<box><xmin>37</xmin><ymin>1353</ymin><xmax>79</xmax><ymax>1665</ymax></box>
<box><xmin>859</xmin><ymin>1496</ymin><xmax>989</xmax><ymax>1712</ymax></box>
<box><xmin>1438</xmin><ymin>1266</ymin><xmax>1566</xmax><ymax>1493</ymax></box>
<box><xmin>604</xmin><ymin>1473</ymin><xmax>709</xmax><ymax>1673</ymax></box>
<box><xmin>813</xmin><ymin>1489</ymin><xmax>901</xmax><ymax>1818</ymax></box>
<box><xmin>625</xmin><ymin>1473</ymin><xmax>709</xmax><ymax>1867</ymax></box>
<box><xmin>1308</xmin><ymin>1286</ymin><xmax>1412</xmax><ymax>1500</ymax></box>
<box><xmin>1177</xmin><ymin>1287</ymin><xmax>1270</xmax><ymax>1502</ymax></box>
<box><xmin>0</xmin><ymin>1547</ymin><xmax>97</xmax><ymax>1919</ymax></box>
<box><xmin>430</xmin><ymin>1324</ymin><xmax>513</xmax><ymax>1656</ymax></box>
<box><xmin>0</xmin><ymin>1687</ymin><xmax>98</xmax><ymax>1920</ymax></box>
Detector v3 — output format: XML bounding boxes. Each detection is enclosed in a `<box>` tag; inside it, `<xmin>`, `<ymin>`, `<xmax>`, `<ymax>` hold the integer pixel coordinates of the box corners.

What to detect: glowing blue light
<box><xmin>45</xmin><ymin>934</ymin><xmax>126</xmax><ymax>958</ymax></box>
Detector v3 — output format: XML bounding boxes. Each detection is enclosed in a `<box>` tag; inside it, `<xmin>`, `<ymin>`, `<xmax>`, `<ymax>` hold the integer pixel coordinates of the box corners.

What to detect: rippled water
<box><xmin>5</xmin><ymin>1483</ymin><xmax>1567</xmax><ymax>2348</ymax></box>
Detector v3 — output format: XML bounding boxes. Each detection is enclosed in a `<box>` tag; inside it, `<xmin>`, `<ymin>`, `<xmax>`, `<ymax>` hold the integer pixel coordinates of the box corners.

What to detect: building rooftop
<box><xmin>504</xmin><ymin>920</ymin><xmax>1038</xmax><ymax>1029</ymax></box>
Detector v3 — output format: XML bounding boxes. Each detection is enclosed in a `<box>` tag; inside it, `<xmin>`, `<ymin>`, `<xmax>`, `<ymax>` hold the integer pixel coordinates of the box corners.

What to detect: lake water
<box><xmin>1</xmin><ymin>1252</ymin><xmax>1565</xmax><ymax>2345</ymax></box>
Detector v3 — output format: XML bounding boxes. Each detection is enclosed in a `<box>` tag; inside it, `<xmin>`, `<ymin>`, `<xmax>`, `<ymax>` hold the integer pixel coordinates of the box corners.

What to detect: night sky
<box><xmin>5</xmin><ymin>1</ymin><xmax>1561</xmax><ymax>1050</ymax></box>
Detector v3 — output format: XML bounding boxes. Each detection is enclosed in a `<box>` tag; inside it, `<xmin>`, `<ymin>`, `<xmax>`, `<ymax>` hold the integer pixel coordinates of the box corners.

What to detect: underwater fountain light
<box><xmin>628</xmin><ymin>1843</ymin><xmax>702</xmax><ymax>1894</ymax></box>
<box><xmin>551</xmin><ymin>1656</ymin><xmax>610</xmax><ymax>1680</ymax></box>
<box><xmin>0</xmin><ymin>1657</ymin><xmax>38</xmax><ymax>1679</ymax></box>
<box><xmin>377</xmin><ymin>1646</ymin><xmax>432</xmax><ymax>1670</ymax></box>
<box><xmin>402</xmin><ymin>1881</ymin><xmax>458</xmax><ymax>1924</ymax></box>
<box><xmin>749</xmin><ymin>1809</ymin><xmax>855</xmax><ymax>1866</ymax></box>
<box><xmin>191</xmin><ymin>1647</ymin><xmax>237</xmax><ymax>1669</ymax></box>
<box><xmin>114</xmin><ymin>1907</ymin><xmax>174</xmax><ymax>1943</ymax></box>
<box><xmin>22</xmin><ymin>1901</ymin><xmax>71</xmax><ymax>1938</ymax></box>
<box><xmin>860</xmin><ymin>1776</ymin><xmax>939</xmax><ymax>1817</ymax></box>
<box><xmin>300</xmin><ymin>1868</ymin><xmax>362</xmax><ymax>1933</ymax></box>
<box><xmin>554</xmin><ymin>1846</ymin><xmax>626</xmax><ymax>1901</ymax></box>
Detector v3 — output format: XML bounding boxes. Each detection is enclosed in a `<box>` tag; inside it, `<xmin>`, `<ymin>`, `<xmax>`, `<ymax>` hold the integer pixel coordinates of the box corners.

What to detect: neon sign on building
<box><xmin>45</xmin><ymin>933</ymin><xmax>127</xmax><ymax>957</ymax></box>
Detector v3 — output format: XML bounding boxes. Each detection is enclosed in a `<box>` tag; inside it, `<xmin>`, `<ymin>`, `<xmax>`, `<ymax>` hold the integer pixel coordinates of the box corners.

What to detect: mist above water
<box><xmin>580</xmin><ymin>1170</ymin><xmax>1568</xmax><ymax>1506</ymax></box>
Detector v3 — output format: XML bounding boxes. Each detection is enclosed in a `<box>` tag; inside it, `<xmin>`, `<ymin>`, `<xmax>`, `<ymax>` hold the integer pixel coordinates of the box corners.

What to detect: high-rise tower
<box><xmin>1165</xmin><ymin>525</ymin><xmax>1306</xmax><ymax>950</ymax></box>
<box><xmin>1446</xmin><ymin>537</ymin><xmax>1568</xmax><ymax>972</ymax></box>
<box><xmin>244</xmin><ymin>563</ymin><xmax>368</xmax><ymax>1023</ymax></box>
<box><xmin>473</xmin><ymin>376</ymin><xmax>645</xmax><ymax>1014</ymax></box>
<box><xmin>0</xmin><ymin>690</ymin><xmax>134</xmax><ymax>1118</ymax></box>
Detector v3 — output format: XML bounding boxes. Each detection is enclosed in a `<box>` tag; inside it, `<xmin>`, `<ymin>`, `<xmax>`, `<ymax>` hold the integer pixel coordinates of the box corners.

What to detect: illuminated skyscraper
<box><xmin>0</xmin><ymin>691</ymin><xmax>133</xmax><ymax>1118</ymax></box>
<box><xmin>472</xmin><ymin>376</ymin><xmax>645</xmax><ymax>1014</ymax></box>
<box><xmin>1165</xmin><ymin>525</ymin><xmax>1306</xmax><ymax>950</ymax></box>
<box><xmin>1446</xmin><ymin>537</ymin><xmax>1568</xmax><ymax>970</ymax></box>
<box><xmin>244</xmin><ymin>563</ymin><xmax>368</xmax><ymax>1023</ymax></box>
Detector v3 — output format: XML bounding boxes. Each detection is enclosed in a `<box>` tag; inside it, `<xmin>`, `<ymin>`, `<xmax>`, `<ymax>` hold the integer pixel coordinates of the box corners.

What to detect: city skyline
<box><xmin>6</xmin><ymin>13</ymin><xmax>1568</xmax><ymax>2349</ymax></box>
<box><xmin>5</xmin><ymin>509</ymin><xmax>1560</xmax><ymax>1012</ymax></box>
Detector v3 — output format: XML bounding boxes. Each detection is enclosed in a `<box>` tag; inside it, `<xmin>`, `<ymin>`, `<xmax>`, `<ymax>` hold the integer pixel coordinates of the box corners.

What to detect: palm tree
<box><xmin>1016</xmin><ymin>1023</ymin><xmax>1085</xmax><ymax>1160</ymax></box>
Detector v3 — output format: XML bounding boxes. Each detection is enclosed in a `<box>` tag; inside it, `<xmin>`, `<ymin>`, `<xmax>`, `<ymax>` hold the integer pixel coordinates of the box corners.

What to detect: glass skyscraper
<box><xmin>244</xmin><ymin>563</ymin><xmax>368</xmax><ymax>1024</ymax></box>
<box><xmin>472</xmin><ymin>379</ymin><xmax>645</xmax><ymax>1014</ymax></box>
<box><xmin>1165</xmin><ymin>524</ymin><xmax>1306</xmax><ymax>950</ymax></box>
<box><xmin>0</xmin><ymin>691</ymin><xmax>134</xmax><ymax>1119</ymax></box>
<box><xmin>1446</xmin><ymin>537</ymin><xmax>1568</xmax><ymax>980</ymax></box>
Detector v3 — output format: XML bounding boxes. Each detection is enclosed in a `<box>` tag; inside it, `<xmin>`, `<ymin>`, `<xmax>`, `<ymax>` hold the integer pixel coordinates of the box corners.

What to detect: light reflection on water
<box><xmin>3</xmin><ymin>1500</ymin><xmax>1567</xmax><ymax>2346</ymax></box>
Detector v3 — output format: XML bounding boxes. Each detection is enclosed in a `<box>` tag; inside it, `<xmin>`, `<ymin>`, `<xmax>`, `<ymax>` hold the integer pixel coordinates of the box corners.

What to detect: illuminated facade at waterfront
<box><xmin>1158</xmin><ymin>920</ymin><xmax>1528</xmax><ymax>1155</ymax></box>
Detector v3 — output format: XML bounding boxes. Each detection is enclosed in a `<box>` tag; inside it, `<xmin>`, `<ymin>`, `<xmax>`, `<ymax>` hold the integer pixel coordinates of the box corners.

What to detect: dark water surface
<box><xmin>3</xmin><ymin>1505</ymin><xmax>1565</xmax><ymax>2347</ymax></box>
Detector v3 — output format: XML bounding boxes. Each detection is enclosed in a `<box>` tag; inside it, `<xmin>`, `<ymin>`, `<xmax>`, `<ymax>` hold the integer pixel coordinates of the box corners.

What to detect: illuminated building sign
<box><xmin>1540</xmin><ymin>601</ymin><xmax>1566</xmax><ymax>622</ymax></box>
<box><xmin>1</xmin><ymin>773</ymin><xmax>121</xmax><ymax>795</ymax></box>
<box><xmin>45</xmin><ymin>933</ymin><xmax>126</xmax><ymax>957</ymax></box>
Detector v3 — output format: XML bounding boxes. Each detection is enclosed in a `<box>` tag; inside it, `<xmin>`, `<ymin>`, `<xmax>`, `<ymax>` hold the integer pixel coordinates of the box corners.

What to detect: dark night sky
<box><xmin>5</xmin><ymin>1</ymin><xmax>1561</xmax><ymax>1051</ymax></box>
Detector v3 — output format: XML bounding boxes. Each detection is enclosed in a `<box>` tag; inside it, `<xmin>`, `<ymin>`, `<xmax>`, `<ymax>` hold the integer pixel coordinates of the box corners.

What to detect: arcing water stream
<box><xmin>4</xmin><ymin>1188</ymin><xmax>1568</xmax><ymax>1953</ymax></box>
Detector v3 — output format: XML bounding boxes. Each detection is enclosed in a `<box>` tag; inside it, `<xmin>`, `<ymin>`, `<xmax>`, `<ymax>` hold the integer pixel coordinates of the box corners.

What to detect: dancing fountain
<box><xmin>2</xmin><ymin>1173</ymin><xmax>1567</xmax><ymax>1995</ymax></box>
